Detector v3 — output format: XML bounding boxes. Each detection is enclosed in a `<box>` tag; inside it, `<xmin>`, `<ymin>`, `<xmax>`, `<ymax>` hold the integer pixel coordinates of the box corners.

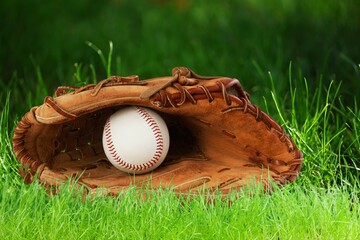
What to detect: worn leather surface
<box><xmin>12</xmin><ymin>67</ymin><xmax>303</xmax><ymax>196</ymax></box>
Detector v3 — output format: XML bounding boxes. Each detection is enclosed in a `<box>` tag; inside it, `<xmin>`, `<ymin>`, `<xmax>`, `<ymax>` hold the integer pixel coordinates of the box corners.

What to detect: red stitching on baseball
<box><xmin>104</xmin><ymin>107</ymin><xmax>165</xmax><ymax>171</ymax></box>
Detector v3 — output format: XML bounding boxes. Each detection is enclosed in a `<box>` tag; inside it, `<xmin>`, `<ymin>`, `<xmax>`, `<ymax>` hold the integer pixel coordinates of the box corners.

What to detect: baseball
<box><xmin>102</xmin><ymin>106</ymin><xmax>170</xmax><ymax>174</ymax></box>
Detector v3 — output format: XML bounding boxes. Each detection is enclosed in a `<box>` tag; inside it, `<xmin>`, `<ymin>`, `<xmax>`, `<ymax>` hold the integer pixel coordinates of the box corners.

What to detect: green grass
<box><xmin>0</xmin><ymin>180</ymin><xmax>359</xmax><ymax>239</ymax></box>
<box><xmin>1</xmin><ymin>0</ymin><xmax>360</xmax><ymax>239</ymax></box>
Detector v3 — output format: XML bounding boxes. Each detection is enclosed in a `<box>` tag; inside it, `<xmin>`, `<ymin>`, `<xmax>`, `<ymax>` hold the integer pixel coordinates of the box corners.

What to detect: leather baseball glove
<box><xmin>12</xmin><ymin>67</ymin><xmax>303</xmax><ymax>196</ymax></box>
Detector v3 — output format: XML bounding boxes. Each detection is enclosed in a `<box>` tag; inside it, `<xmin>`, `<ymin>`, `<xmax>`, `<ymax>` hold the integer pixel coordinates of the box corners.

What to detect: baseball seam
<box><xmin>104</xmin><ymin>107</ymin><xmax>164</xmax><ymax>172</ymax></box>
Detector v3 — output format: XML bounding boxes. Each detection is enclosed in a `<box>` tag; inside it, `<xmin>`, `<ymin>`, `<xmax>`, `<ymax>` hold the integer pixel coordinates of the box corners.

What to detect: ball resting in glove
<box><xmin>12</xmin><ymin>67</ymin><xmax>303</xmax><ymax>196</ymax></box>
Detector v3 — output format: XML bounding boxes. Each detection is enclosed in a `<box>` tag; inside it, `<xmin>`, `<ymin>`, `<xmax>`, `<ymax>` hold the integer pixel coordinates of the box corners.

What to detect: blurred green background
<box><xmin>0</xmin><ymin>0</ymin><xmax>359</xmax><ymax>110</ymax></box>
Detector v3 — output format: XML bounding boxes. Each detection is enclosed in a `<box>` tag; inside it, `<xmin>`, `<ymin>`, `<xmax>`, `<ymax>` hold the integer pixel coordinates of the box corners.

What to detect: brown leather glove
<box><xmin>12</xmin><ymin>67</ymin><xmax>303</xmax><ymax>196</ymax></box>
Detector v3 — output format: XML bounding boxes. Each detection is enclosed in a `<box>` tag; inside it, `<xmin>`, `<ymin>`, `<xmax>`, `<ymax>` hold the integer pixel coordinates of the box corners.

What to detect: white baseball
<box><xmin>102</xmin><ymin>106</ymin><xmax>170</xmax><ymax>174</ymax></box>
